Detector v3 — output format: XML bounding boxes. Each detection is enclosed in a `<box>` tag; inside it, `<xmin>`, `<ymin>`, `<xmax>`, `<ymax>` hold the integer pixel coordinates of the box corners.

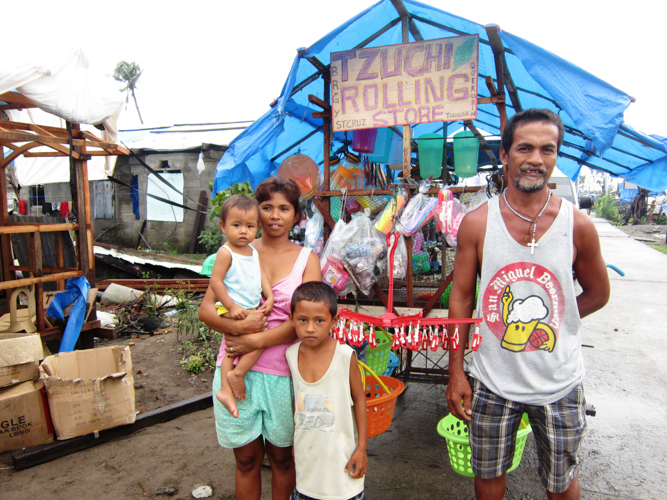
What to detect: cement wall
<box><xmin>93</xmin><ymin>147</ymin><xmax>225</xmax><ymax>253</ymax></box>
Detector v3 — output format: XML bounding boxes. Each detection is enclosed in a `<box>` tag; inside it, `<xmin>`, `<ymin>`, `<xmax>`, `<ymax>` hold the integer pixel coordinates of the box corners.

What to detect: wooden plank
<box><xmin>312</xmin><ymin>198</ymin><xmax>336</xmax><ymax>231</ymax></box>
<box><xmin>0</xmin><ymin>222</ymin><xmax>78</xmax><ymax>234</ymax></box>
<box><xmin>40</xmin><ymin>320</ymin><xmax>102</xmax><ymax>343</ymax></box>
<box><xmin>12</xmin><ymin>393</ymin><xmax>214</xmax><ymax>471</ymax></box>
<box><xmin>0</xmin><ymin>271</ymin><xmax>81</xmax><ymax>291</ymax></box>
<box><xmin>0</xmin><ymin>92</ymin><xmax>37</xmax><ymax>108</ymax></box>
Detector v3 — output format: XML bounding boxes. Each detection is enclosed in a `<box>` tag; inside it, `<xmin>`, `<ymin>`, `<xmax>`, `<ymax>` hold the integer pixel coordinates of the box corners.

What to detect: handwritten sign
<box><xmin>330</xmin><ymin>35</ymin><xmax>478</xmax><ymax>132</ymax></box>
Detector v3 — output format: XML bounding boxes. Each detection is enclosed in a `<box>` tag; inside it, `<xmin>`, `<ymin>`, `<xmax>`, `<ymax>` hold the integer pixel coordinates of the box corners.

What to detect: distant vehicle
<box><xmin>549</xmin><ymin>169</ymin><xmax>579</xmax><ymax>208</ymax></box>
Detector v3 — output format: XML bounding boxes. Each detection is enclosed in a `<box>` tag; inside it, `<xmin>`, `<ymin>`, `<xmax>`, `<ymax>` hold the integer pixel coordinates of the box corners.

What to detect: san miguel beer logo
<box><xmin>482</xmin><ymin>263</ymin><xmax>565</xmax><ymax>353</ymax></box>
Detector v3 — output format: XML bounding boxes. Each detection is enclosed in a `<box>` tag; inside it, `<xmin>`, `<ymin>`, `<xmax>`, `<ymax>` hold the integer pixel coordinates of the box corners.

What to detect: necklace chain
<box><xmin>502</xmin><ymin>189</ymin><xmax>552</xmax><ymax>254</ymax></box>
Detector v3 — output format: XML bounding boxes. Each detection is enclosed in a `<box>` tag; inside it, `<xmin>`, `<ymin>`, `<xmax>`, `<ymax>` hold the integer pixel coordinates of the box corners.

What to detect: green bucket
<box><xmin>200</xmin><ymin>254</ymin><xmax>216</xmax><ymax>276</ymax></box>
<box><xmin>437</xmin><ymin>413</ymin><xmax>531</xmax><ymax>477</ymax></box>
<box><xmin>365</xmin><ymin>328</ymin><xmax>393</xmax><ymax>376</ymax></box>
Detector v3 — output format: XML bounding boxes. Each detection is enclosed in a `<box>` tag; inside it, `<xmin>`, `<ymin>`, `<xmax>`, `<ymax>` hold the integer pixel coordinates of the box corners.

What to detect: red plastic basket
<box><xmin>365</xmin><ymin>375</ymin><xmax>405</xmax><ymax>438</ymax></box>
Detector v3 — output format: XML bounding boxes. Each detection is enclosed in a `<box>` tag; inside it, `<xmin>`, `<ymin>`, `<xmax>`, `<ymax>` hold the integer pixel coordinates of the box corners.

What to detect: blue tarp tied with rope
<box><xmin>213</xmin><ymin>0</ymin><xmax>667</xmax><ymax>194</ymax></box>
<box><xmin>46</xmin><ymin>276</ymin><xmax>91</xmax><ymax>353</ymax></box>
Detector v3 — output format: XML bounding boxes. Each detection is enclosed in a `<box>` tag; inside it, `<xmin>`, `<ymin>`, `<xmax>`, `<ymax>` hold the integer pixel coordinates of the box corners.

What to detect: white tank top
<box><xmin>469</xmin><ymin>195</ymin><xmax>584</xmax><ymax>405</ymax></box>
<box><xmin>286</xmin><ymin>342</ymin><xmax>364</xmax><ymax>500</ymax></box>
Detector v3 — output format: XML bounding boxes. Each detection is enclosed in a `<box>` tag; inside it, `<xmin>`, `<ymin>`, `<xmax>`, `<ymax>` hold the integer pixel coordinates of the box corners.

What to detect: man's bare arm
<box><xmin>572</xmin><ymin>210</ymin><xmax>610</xmax><ymax>318</ymax></box>
<box><xmin>445</xmin><ymin>209</ymin><xmax>484</xmax><ymax>421</ymax></box>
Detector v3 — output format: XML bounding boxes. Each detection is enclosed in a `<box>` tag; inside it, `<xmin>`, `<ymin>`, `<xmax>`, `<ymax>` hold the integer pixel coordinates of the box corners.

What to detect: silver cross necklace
<box><xmin>502</xmin><ymin>189</ymin><xmax>552</xmax><ymax>254</ymax></box>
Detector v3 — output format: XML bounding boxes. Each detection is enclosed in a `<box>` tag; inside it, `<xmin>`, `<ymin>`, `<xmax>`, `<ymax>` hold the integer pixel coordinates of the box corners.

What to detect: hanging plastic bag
<box><xmin>340</xmin><ymin>210</ymin><xmax>386</xmax><ymax>295</ymax></box>
<box><xmin>434</xmin><ymin>187</ymin><xmax>467</xmax><ymax>247</ymax></box>
<box><xmin>304</xmin><ymin>207</ymin><xmax>324</xmax><ymax>255</ymax></box>
<box><xmin>460</xmin><ymin>189</ymin><xmax>489</xmax><ymax>212</ymax></box>
<box><xmin>374</xmin><ymin>187</ymin><xmax>407</xmax><ymax>233</ymax></box>
<box><xmin>392</xmin><ymin>232</ymin><xmax>408</xmax><ymax>280</ymax></box>
<box><xmin>399</xmin><ymin>180</ymin><xmax>437</xmax><ymax>236</ymax></box>
<box><xmin>320</xmin><ymin>219</ymin><xmax>354</xmax><ymax>296</ymax></box>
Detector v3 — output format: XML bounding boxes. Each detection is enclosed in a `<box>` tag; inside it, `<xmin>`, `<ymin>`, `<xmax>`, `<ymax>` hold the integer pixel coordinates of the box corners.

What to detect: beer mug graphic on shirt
<box><xmin>500</xmin><ymin>286</ymin><xmax>556</xmax><ymax>353</ymax></box>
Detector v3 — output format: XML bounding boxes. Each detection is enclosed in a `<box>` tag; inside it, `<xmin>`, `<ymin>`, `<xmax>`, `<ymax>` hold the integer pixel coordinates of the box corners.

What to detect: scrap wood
<box><xmin>98</xmin><ymin>279</ymin><xmax>209</xmax><ymax>294</ymax></box>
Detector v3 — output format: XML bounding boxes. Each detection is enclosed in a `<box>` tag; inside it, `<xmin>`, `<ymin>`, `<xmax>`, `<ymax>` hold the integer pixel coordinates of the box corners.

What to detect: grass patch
<box><xmin>650</xmin><ymin>245</ymin><xmax>667</xmax><ymax>255</ymax></box>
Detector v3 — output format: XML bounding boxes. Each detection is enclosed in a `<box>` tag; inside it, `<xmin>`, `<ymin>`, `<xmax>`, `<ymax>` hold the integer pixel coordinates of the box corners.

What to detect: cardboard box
<box><xmin>39</xmin><ymin>346</ymin><xmax>136</xmax><ymax>440</ymax></box>
<box><xmin>0</xmin><ymin>380</ymin><xmax>54</xmax><ymax>452</ymax></box>
<box><xmin>0</xmin><ymin>333</ymin><xmax>45</xmax><ymax>388</ymax></box>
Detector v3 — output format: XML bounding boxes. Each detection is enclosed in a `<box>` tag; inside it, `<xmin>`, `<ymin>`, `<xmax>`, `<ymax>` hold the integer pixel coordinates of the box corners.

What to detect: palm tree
<box><xmin>113</xmin><ymin>61</ymin><xmax>144</xmax><ymax>124</ymax></box>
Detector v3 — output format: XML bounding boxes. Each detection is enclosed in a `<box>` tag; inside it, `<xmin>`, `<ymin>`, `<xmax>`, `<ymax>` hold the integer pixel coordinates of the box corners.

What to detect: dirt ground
<box><xmin>612</xmin><ymin>221</ymin><xmax>666</xmax><ymax>249</ymax></box>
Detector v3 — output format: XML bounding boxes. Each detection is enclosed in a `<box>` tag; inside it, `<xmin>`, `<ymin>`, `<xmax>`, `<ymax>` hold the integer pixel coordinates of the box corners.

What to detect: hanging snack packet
<box><xmin>434</xmin><ymin>187</ymin><xmax>467</xmax><ymax>247</ymax></box>
<box><xmin>399</xmin><ymin>179</ymin><xmax>437</xmax><ymax>236</ymax></box>
<box><xmin>374</xmin><ymin>187</ymin><xmax>407</xmax><ymax>234</ymax></box>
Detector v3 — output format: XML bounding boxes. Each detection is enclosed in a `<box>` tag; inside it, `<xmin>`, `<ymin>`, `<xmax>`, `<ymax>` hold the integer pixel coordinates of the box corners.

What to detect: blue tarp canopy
<box><xmin>213</xmin><ymin>0</ymin><xmax>667</xmax><ymax>194</ymax></box>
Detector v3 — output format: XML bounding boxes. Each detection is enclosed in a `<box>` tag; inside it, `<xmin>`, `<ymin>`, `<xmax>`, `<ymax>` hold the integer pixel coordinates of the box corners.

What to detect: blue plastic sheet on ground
<box><xmin>46</xmin><ymin>276</ymin><xmax>91</xmax><ymax>352</ymax></box>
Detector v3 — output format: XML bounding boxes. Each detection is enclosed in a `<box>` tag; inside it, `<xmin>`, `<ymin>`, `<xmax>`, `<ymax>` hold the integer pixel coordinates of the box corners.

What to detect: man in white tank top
<box><xmin>446</xmin><ymin>109</ymin><xmax>610</xmax><ymax>500</ymax></box>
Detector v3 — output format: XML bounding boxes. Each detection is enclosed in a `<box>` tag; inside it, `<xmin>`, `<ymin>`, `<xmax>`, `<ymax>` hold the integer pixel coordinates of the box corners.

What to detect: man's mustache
<box><xmin>518</xmin><ymin>166</ymin><xmax>548</xmax><ymax>175</ymax></box>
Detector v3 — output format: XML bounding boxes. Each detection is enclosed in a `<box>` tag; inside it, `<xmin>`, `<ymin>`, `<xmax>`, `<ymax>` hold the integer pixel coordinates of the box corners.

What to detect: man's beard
<box><xmin>514</xmin><ymin>166</ymin><xmax>547</xmax><ymax>192</ymax></box>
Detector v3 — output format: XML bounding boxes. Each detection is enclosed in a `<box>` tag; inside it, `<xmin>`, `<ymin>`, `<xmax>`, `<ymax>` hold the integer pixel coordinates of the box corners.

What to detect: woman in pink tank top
<box><xmin>199</xmin><ymin>177</ymin><xmax>321</xmax><ymax>500</ymax></box>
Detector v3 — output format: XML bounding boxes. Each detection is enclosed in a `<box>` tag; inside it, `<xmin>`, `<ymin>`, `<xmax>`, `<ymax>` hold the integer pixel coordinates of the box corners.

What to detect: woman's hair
<box><xmin>219</xmin><ymin>195</ymin><xmax>260</xmax><ymax>223</ymax></box>
<box><xmin>290</xmin><ymin>281</ymin><xmax>338</xmax><ymax>318</ymax></box>
<box><xmin>254</xmin><ymin>177</ymin><xmax>303</xmax><ymax>224</ymax></box>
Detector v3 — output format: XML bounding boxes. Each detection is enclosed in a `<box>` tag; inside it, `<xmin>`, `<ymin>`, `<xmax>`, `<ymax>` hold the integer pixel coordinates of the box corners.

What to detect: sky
<box><xmin>5</xmin><ymin>0</ymin><xmax>666</xmax><ymax>137</ymax></box>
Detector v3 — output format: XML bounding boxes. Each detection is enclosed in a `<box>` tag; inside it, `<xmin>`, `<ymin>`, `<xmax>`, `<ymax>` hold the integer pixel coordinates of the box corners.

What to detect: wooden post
<box><xmin>398</xmin><ymin>5</ymin><xmax>414</xmax><ymax>308</ymax></box>
<box><xmin>323</xmin><ymin>73</ymin><xmax>332</xmax><ymax>240</ymax></box>
<box><xmin>69</xmin><ymin>123</ymin><xmax>92</xmax><ymax>286</ymax></box>
<box><xmin>0</xmin><ymin>163</ymin><xmax>13</xmax><ymax>286</ymax></box>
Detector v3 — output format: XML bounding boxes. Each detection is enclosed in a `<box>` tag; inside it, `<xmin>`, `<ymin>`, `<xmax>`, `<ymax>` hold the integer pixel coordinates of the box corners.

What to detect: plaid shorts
<box><xmin>290</xmin><ymin>489</ymin><xmax>365</xmax><ymax>500</ymax></box>
<box><xmin>470</xmin><ymin>378</ymin><xmax>587</xmax><ymax>493</ymax></box>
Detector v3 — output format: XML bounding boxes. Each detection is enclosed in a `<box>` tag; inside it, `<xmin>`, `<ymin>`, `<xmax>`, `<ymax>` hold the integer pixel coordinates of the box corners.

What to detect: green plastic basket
<box><xmin>365</xmin><ymin>329</ymin><xmax>392</xmax><ymax>376</ymax></box>
<box><xmin>437</xmin><ymin>413</ymin><xmax>532</xmax><ymax>477</ymax></box>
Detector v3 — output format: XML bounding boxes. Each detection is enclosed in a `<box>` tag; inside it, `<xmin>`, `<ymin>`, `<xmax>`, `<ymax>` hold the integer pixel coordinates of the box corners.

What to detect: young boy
<box><xmin>209</xmin><ymin>195</ymin><xmax>274</xmax><ymax>418</ymax></box>
<box><xmin>286</xmin><ymin>281</ymin><xmax>367</xmax><ymax>500</ymax></box>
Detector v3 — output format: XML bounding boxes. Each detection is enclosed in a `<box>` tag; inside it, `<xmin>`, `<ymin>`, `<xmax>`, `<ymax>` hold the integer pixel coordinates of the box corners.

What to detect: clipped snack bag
<box><xmin>374</xmin><ymin>187</ymin><xmax>407</xmax><ymax>234</ymax></box>
<box><xmin>434</xmin><ymin>187</ymin><xmax>467</xmax><ymax>247</ymax></box>
<box><xmin>399</xmin><ymin>180</ymin><xmax>438</xmax><ymax>236</ymax></box>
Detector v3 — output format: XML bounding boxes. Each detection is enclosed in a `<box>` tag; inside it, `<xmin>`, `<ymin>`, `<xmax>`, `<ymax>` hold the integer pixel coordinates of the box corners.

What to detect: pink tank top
<box><xmin>216</xmin><ymin>246</ymin><xmax>312</xmax><ymax>376</ymax></box>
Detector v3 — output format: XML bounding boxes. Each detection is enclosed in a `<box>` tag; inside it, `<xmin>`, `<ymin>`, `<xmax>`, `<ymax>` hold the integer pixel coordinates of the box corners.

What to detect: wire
<box><xmin>94</xmin><ymin>223</ymin><xmax>152</xmax><ymax>250</ymax></box>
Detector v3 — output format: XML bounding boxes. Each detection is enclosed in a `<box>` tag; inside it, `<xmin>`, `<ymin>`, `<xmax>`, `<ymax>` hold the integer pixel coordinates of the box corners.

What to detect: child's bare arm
<box><xmin>345</xmin><ymin>352</ymin><xmax>368</xmax><ymax>479</ymax></box>
<box><xmin>210</xmin><ymin>248</ymin><xmax>247</xmax><ymax>320</ymax></box>
<box><xmin>258</xmin><ymin>262</ymin><xmax>274</xmax><ymax>315</ymax></box>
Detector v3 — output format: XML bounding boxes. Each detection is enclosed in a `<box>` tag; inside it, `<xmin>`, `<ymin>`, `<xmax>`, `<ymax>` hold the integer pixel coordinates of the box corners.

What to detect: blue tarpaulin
<box><xmin>213</xmin><ymin>0</ymin><xmax>667</xmax><ymax>194</ymax></box>
<box><xmin>46</xmin><ymin>276</ymin><xmax>91</xmax><ymax>352</ymax></box>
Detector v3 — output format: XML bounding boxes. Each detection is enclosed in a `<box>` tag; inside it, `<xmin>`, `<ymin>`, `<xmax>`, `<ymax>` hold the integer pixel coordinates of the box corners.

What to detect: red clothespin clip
<box><xmin>470</xmin><ymin>322</ymin><xmax>482</xmax><ymax>351</ymax></box>
<box><xmin>368</xmin><ymin>325</ymin><xmax>377</xmax><ymax>348</ymax></box>
<box><xmin>337</xmin><ymin>320</ymin><xmax>347</xmax><ymax>344</ymax></box>
<box><xmin>414</xmin><ymin>322</ymin><xmax>422</xmax><ymax>349</ymax></box>
<box><xmin>429</xmin><ymin>325</ymin><xmax>440</xmax><ymax>351</ymax></box>
<box><xmin>451</xmin><ymin>324</ymin><xmax>460</xmax><ymax>351</ymax></box>
<box><xmin>421</xmin><ymin>324</ymin><xmax>429</xmax><ymax>351</ymax></box>
<box><xmin>399</xmin><ymin>324</ymin><xmax>408</xmax><ymax>348</ymax></box>
<box><xmin>392</xmin><ymin>329</ymin><xmax>402</xmax><ymax>349</ymax></box>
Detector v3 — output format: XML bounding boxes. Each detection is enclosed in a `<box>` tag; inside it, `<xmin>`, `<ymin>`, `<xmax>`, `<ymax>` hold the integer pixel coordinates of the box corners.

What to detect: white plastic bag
<box><xmin>399</xmin><ymin>180</ymin><xmax>437</xmax><ymax>236</ymax></box>
<box><xmin>304</xmin><ymin>207</ymin><xmax>324</xmax><ymax>255</ymax></box>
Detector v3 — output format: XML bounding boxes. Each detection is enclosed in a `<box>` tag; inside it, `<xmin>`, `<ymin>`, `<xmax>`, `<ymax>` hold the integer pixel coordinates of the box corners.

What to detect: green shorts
<box><xmin>213</xmin><ymin>367</ymin><xmax>294</xmax><ymax>449</ymax></box>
